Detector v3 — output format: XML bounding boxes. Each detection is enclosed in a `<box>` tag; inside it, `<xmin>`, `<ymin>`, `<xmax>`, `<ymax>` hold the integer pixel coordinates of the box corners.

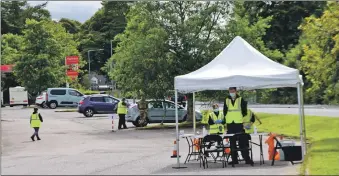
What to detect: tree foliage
<box><xmin>2</xmin><ymin>19</ymin><xmax>81</xmax><ymax>95</ymax></box>
<box><xmin>79</xmin><ymin>1</ymin><xmax>131</xmax><ymax>75</ymax></box>
<box><xmin>287</xmin><ymin>2</ymin><xmax>339</xmax><ymax>104</ymax></box>
<box><xmin>1</xmin><ymin>1</ymin><xmax>51</xmax><ymax>34</ymax></box>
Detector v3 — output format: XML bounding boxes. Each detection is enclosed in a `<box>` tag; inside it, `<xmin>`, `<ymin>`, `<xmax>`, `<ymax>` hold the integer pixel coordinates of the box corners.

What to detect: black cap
<box><xmin>122</xmin><ymin>98</ymin><xmax>126</xmax><ymax>101</ymax></box>
<box><xmin>34</xmin><ymin>107</ymin><xmax>38</xmax><ymax>111</ymax></box>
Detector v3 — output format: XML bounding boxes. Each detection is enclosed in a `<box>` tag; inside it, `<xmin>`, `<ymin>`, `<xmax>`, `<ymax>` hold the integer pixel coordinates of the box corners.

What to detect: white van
<box><xmin>46</xmin><ymin>88</ymin><xmax>85</xmax><ymax>109</ymax></box>
<box><xmin>9</xmin><ymin>86</ymin><xmax>28</xmax><ymax>107</ymax></box>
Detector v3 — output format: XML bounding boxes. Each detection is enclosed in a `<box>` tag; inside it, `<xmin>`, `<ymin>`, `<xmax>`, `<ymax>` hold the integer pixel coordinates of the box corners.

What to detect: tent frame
<box><xmin>174</xmin><ymin>83</ymin><xmax>306</xmax><ymax>168</ymax></box>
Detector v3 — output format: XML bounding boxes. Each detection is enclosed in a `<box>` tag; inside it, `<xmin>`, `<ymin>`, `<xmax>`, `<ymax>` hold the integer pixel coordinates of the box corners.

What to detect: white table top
<box><xmin>180</xmin><ymin>133</ymin><xmax>268</xmax><ymax>139</ymax></box>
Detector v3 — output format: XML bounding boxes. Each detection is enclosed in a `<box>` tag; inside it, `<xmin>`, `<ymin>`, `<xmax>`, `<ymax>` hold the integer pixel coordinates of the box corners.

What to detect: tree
<box><xmin>79</xmin><ymin>1</ymin><xmax>131</xmax><ymax>75</ymax></box>
<box><xmin>243</xmin><ymin>1</ymin><xmax>326</xmax><ymax>52</ymax></box>
<box><xmin>287</xmin><ymin>2</ymin><xmax>339</xmax><ymax>104</ymax></box>
<box><xmin>197</xmin><ymin>2</ymin><xmax>285</xmax><ymax>104</ymax></box>
<box><xmin>58</xmin><ymin>18</ymin><xmax>82</xmax><ymax>34</ymax></box>
<box><xmin>1</xmin><ymin>1</ymin><xmax>51</xmax><ymax>34</ymax></box>
<box><xmin>109</xmin><ymin>1</ymin><xmax>232</xmax><ymax>122</ymax></box>
<box><xmin>8</xmin><ymin>19</ymin><xmax>81</xmax><ymax>95</ymax></box>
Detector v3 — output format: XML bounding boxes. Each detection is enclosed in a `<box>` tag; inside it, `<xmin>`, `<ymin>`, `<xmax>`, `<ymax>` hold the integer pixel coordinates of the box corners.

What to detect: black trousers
<box><xmin>118</xmin><ymin>114</ymin><xmax>127</xmax><ymax>129</ymax></box>
<box><xmin>227</xmin><ymin>123</ymin><xmax>251</xmax><ymax>162</ymax></box>
<box><xmin>32</xmin><ymin>127</ymin><xmax>40</xmax><ymax>139</ymax></box>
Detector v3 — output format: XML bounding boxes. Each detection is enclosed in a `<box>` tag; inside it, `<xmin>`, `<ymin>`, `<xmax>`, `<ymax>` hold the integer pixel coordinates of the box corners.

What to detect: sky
<box><xmin>28</xmin><ymin>1</ymin><xmax>103</xmax><ymax>23</ymax></box>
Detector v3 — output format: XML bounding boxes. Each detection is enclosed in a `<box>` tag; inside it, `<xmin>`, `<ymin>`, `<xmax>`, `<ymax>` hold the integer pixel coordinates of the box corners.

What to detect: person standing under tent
<box><xmin>208</xmin><ymin>104</ymin><xmax>225</xmax><ymax>134</ymax></box>
<box><xmin>117</xmin><ymin>98</ymin><xmax>129</xmax><ymax>130</ymax></box>
<box><xmin>243</xmin><ymin>108</ymin><xmax>262</xmax><ymax>134</ymax></box>
<box><xmin>30</xmin><ymin>107</ymin><xmax>43</xmax><ymax>141</ymax></box>
<box><xmin>223</xmin><ymin>87</ymin><xmax>253</xmax><ymax>165</ymax></box>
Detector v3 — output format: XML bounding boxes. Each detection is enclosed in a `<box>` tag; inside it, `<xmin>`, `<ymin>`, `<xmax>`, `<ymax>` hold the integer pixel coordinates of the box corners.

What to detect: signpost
<box><xmin>65</xmin><ymin>56</ymin><xmax>79</xmax><ymax>87</ymax></box>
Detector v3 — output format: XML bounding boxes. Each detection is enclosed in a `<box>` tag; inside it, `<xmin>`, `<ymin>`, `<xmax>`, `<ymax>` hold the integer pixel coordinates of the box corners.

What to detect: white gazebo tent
<box><xmin>173</xmin><ymin>36</ymin><xmax>306</xmax><ymax>168</ymax></box>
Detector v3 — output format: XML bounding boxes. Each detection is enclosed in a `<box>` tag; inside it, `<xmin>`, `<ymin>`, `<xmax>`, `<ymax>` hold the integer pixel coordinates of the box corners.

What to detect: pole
<box><xmin>172</xmin><ymin>90</ymin><xmax>187</xmax><ymax>169</ymax></box>
<box><xmin>193</xmin><ymin>92</ymin><xmax>196</xmax><ymax>135</ymax></box>
<box><xmin>297</xmin><ymin>83</ymin><xmax>305</xmax><ymax>160</ymax></box>
<box><xmin>111</xmin><ymin>40</ymin><xmax>114</xmax><ymax>92</ymax></box>
<box><xmin>300</xmin><ymin>84</ymin><xmax>307</xmax><ymax>153</ymax></box>
<box><xmin>65</xmin><ymin>57</ymin><xmax>69</xmax><ymax>88</ymax></box>
<box><xmin>88</xmin><ymin>51</ymin><xmax>91</xmax><ymax>90</ymax></box>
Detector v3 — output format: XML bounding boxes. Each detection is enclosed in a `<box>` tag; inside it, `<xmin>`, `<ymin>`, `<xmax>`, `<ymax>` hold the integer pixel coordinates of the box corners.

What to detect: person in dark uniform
<box><xmin>223</xmin><ymin>87</ymin><xmax>253</xmax><ymax>165</ymax></box>
<box><xmin>30</xmin><ymin>107</ymin><xmax>43</xmax><ymax>141</ymax></box>
<box><xmin>117</xmin><ymin>98</ymin><xmax>129</xmax><ymax>129</ymax></box>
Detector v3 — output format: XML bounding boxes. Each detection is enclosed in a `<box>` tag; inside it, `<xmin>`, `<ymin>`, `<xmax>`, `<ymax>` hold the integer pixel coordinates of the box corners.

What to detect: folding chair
<box><xmin>229</xmin><ymin>133</ymin><xmax>253</xmax><ymax>167</ymax></box>
<box><xmin>200</xmin><ymin>135</ymin><xmax>226</xmax><ymax>169</ymax></box>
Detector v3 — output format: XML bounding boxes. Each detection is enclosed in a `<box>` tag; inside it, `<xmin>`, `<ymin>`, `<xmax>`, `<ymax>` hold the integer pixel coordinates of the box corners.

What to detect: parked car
<box><xmin>78</xmin><ymin>94</ymin><xmax>120</xmax><ymax>117</ymax></box>
<box><xmin>46</xmin><ymin>88</ymin><xmax>85</xmax><ymax>109</ymax></box>
<box><xmin>35</xmin><ymin>91</ymin><xmax>48</xmax><ymax>108</ymax></box>
<box><xmin>126</xmin><ymin>100</ymin><xmax>202</xmax><ymax>127</ymax></box>
<box><xmin>168</xmin><ymin>94</ymin><xmax>187</xmax><ymax>107</ymax></box>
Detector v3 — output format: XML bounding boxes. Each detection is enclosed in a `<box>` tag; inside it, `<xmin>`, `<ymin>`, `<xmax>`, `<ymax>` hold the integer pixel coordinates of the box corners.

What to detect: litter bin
<box><xmin>109</xmin><ymin>114</ymin><xmax>119</xmax><ymax>132</ymax></box>
<box><xmin>279</xmin><ymin>140</ymin><xmax>295</xmax><ymax>160</ymax></box>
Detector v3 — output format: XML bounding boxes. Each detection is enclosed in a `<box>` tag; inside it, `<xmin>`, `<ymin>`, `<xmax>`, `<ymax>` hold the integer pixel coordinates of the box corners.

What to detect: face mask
<box><xmin>230</xmin><ymin>93</ymin><xmax>236</xmax><ymax>98</ymax></box>
<box><xmin>214</xmin><ymin>109</ymin><xmax>219</xmax><ymax>112</ymax></box>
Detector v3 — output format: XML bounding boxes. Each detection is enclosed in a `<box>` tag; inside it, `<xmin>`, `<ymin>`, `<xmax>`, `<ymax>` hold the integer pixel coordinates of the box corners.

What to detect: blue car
<box><xmin>78</xmin><ymin>94</ymin><xmax>120</xmax><ymax>117</ymax></box>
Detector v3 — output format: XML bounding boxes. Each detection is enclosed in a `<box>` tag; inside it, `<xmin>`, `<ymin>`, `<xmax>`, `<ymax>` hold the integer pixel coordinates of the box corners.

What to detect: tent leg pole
<box><xmin>297</xmin><ymin>83</ymin><xmax>305</xmax><ymax>161</ymax></box>
<box><xmin>173</xmin><ymin>89</ymin><xmax>186</xmax><ymax>169</ymax></box>
<box><xmin>193</xmin><ymin>92</ymin><xmax>196</xmax><ymax>135</ymax></box>
<box><xmin>300</xmin><ymin>85</ymin><xmax>307</xmax><ymax>154</ymax></box>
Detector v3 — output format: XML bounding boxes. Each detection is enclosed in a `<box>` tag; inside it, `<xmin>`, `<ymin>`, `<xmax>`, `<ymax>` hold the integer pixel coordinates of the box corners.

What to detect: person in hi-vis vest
<box><xmin>223</xmin><ymin>87</ymin><xmax>253</xmax><ymax>165</ymax></box>
<box><xmin>243</xmin><ymin>109</ymin><xmax>256</xmax><ymax>134</ymax></box>
<box><xmin>117</xmin><ymin>98</ymin><xmax>129</xmax><ymax>129</ymax></box>
<box><xmin>30</xmin><ymin>107</ymin><xmax>43</xmax><ymax>141</ymax></box>
<box><xmin>208</xmin><ymin>104</ymin><xmax>225</xmax><ymax>134</ymax></box>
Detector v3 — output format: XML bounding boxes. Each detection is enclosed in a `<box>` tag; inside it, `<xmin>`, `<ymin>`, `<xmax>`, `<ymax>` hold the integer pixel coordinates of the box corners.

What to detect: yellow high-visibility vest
<box><xmin>225</xmin><ymin>97</ymin><xmax>243</xmax><ymax>124</ymax></box>
<box><xmin>117</xmin><ymin>101</ymin><xmax>127</xmax><ymax>114</ymax></box>
<box><xmin>30</xmin><ymin>113</ymin><xmax>41</xmax><ymax>128</ymax></box>
<box><xmin>209</xmin><ymin>111</ymin><xmax>225</xmax><ymax>134</ymax></box>
<box><xmin>243</xmin><ymin>109</ymin><xmax>254</xmax><ymax>134</ymax></box>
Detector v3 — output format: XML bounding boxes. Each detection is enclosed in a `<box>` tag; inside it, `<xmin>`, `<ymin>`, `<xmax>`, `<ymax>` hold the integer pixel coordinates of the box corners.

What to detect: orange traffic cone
<box><xmin>171</xmin><ymin>140</ymin><xmax>181</xmax><ymax>158</ymax></box>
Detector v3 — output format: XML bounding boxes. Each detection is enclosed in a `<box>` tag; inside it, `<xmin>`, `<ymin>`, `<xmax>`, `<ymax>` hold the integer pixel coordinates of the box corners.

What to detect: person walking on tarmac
<box><xmin>117</xmin><ymin>98</ymin><xmax>129</xmax><ymax>130</ymax></box>
<box><xmin>30</xmin><ymin>107</ymin><xmax>43</xmax><ymax>141</ymax></box>
<box><xmin>208</xmin><ymin>104</ymin><xmax>225</xmax><ymax>134</ymax></box>
<box><xmin>224</xmin><ymin>87</ymin><xmax>254</xmax><ymax>165</ymax></box>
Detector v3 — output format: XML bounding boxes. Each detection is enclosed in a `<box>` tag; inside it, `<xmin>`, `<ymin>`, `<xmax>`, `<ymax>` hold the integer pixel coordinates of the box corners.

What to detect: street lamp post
<box><xmin>110</xmin><ymin>40</ymin><xmax>115</xmax><ymax>91</ymax></box>
<box><xmin>87</xmin><ymin>49</ymin><xmax>104</xmax><ymax>90</ymax></box>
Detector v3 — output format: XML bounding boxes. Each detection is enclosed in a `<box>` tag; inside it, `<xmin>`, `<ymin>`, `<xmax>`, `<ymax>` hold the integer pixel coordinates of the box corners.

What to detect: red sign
<box><xmin>66</xmin><ymin>56</ymin><xmax>79</xmax><ymax>79</ymax></box>
<box><xmin>1</xmin><ymin>65</ymin><xmax>14</xmax><ymax>72</ymax></box>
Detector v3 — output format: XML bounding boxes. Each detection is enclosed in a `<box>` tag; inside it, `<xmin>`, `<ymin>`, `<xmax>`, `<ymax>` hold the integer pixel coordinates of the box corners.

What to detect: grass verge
<box><xmin>140</xmin><ymin>113</ymin><xmax>339</xmax><ymax>175</ymax></box>
<box><xmin>257</xmin><ymin>113</ymin><xmax>339</xmax><ymax>175</ymax></box>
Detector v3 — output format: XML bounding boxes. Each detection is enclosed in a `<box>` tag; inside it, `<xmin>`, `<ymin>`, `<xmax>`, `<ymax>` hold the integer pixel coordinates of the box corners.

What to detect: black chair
<box><xmin>200</xmin><ymin>135</ymin><xmax>226</xmax><ymax>169</ymax></box>
<box><xmin>271</xmin><ymin>137</ymin><xmax>302</xmax><ymax>166</ymax></box>
<box><xmin>229</xmin><ymin>133</ymin><xmax>253</xmax><ymax>167</ymax></box>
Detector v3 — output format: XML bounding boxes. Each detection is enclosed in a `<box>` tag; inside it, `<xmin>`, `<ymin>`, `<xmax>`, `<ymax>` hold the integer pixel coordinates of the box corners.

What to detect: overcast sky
<box><xmin>28</xmin><ymin>1</ymin><xmax>103</xmax><ymax>23</ymax></box>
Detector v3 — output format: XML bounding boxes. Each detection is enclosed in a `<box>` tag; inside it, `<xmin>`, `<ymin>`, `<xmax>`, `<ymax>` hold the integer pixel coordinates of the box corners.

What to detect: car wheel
<box><xmin>9</xmin><ymin>105</ymin><xmax>13</xmax><ymax>107</ymax></box>
<box><xmin>48</xmin><ymin>101</ymin><xmax>58</xmax><ymax>109</ymax></box>
<box><xmin>135</xmin><ymin>116</ymin><xmax>148</xmax><ymax>127</ymax></box>
<box><xmin>84</xmin><ymin>108</ymin><xmax>94</xmax><ymax>117</ymax></box>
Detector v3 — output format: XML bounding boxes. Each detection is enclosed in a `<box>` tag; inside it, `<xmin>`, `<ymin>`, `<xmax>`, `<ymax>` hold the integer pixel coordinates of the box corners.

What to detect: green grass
<box><xmin>257</xmin><ymin>113</ymin><xmax>339</xmax><ymax>175</ymax></box>
<box><xmin>141</xmin><ymin>113</ymin><xmax>339</xmax><ymax>175</ymax></box>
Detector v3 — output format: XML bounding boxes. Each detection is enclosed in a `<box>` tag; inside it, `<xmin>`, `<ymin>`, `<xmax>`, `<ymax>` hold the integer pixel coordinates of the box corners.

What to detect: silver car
<box><xmin>126</xmin><ymin>100</ymin><xmax>202</xmax><ymax>127</ymax></box>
